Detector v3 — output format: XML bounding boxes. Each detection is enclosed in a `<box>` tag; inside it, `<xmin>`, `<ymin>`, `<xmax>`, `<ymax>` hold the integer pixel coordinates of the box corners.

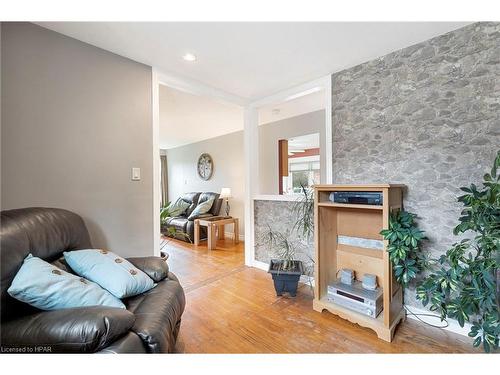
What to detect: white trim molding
<box><xmin>404</xmin><ymin>305</ymin><xmax>472</xmax><ymax>338</ymax></box>
<box><xmin>156</xmin><ymin>69</ymin><xmax>247</xmax><ymax>107</ymax></box>
<box><xmin>243</xmin><ymin>106</ymin><xmax>259</xmax><ymax>267</ymax></box>
<box><xmin>152</xmin><ymin>68</ymin><xmax>160</xmax><ymax>257</ymax></box>
<box><xmin>244</xmin><ymin>75</ymin><xmax>333</xmax><ymax>268</ymax></box>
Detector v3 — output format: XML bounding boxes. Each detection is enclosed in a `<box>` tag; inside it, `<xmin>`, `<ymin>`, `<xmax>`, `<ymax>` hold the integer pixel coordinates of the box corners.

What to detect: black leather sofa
<box><xmin>0</xmin><ymin>207</ymin><xmax>185</xmax><ymax>353</ymax></box>
<box><xmin>162</xmin><ymin>192</ymin><xmax>222</xmax><ymax>242</ymax></box>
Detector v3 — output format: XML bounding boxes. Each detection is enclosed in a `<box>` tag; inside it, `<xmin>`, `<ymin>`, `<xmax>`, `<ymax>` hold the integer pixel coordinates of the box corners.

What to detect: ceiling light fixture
<box><xmin>182</xmin><ymin>53</ymin><xmax>197</xmax><ymax>62</ymax></box>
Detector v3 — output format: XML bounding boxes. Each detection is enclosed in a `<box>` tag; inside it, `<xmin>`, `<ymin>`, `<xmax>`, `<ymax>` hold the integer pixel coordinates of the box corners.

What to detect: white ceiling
<box><xmin>160</xmin><ymin>84</ymin><xmax>324</xmax><ymax>149</ymax></box>
<box><xmin>289</xmin><ymin>133</ymin><xmax>320</xmax><ymax>152</ymax></box>
<box><xmin>159</xmin><ymin>85</ymin><xmax>243</xmax><ymax>149</ymax></box>
<box><xmin>36</xmin><ymin>22</ymin><xmax>470</xmax><ymax>101</ymax></box>
<box><xmin>258</xmin><ymin>89</ymin><xmax>324</xmax><ymax>125</ymax></box>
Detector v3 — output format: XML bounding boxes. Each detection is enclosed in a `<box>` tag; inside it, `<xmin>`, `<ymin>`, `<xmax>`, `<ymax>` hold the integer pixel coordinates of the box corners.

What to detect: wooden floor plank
<box><xmin>165</xmin><ymin>237</ymin><xmax>476</xmax><ymax>353</ymax></box>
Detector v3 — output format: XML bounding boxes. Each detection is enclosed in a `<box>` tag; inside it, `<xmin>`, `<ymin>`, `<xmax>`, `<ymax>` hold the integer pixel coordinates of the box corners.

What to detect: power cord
<box><xmin>404</xmin><ymin>304</ymin><xmax>449</xmax><ymax>329</ymax></box>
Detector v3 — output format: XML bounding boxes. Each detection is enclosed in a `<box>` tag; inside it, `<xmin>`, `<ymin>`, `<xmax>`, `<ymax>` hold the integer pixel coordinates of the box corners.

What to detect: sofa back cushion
<box><xmin>166</xmin><ymin>197</ymin><xmax>190</xmax><ymax>217</ymax></box>
<box><xmin>199</xmin><ymin>192</ymin><xmax>222</xmax><ymax>216</ymax></box>
<box><xmin>188</xmin><ymin>196</ymin><xmax>216</xmax><ymax>220</ymax></box>
<box><xmin>180</xmin><ymin>192</ymin><xmax>201</xmax><ymax>217</ymax></box>
<box><xmin>0</xmin><ymin>208</ymin><xmax>92</xmax><ymax>321</ymax></box>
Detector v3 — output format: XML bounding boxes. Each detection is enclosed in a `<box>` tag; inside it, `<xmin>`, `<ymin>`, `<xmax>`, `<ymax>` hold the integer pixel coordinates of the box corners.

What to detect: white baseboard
<box><xmin>224</xmin><ymin>231</ymin><xmax>245</xmax><ymax>241</ymax></box>
<box><xmin>250</xmin><ymin>259</ymin><xmax>469</xmax><ymax>338</ymax></box>
<box><xmin>404</xmin><ymin>305</ymin><xmax>471</xmax><ymax>337</ymax></box>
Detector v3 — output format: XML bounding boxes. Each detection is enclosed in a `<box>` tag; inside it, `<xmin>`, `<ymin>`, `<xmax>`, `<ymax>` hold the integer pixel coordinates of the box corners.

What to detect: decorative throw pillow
<box><xmin>166</xmin><ymin>197</ymin><xmax>190</xmax><ymax>217</ymax></box>
<box><xmin>64</xmin><ymin>249</ymin><xmax>155</xmax><ymax>298</ymax></box>
<box><xmin>188</xmin><ymin>196</ymin><xmax>215</xmax><ymax>220</ymax></box>
<box><xmin>7</xmin><ymin>254</ymin><xmax>125</xmax><ymax>310</ymax></box>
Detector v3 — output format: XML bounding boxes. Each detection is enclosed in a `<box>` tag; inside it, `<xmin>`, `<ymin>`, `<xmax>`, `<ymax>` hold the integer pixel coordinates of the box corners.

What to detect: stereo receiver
<box><xmin>327</xmin><ymin>280</ymin><xmax>383</xmax><ymax>318</ymax></box>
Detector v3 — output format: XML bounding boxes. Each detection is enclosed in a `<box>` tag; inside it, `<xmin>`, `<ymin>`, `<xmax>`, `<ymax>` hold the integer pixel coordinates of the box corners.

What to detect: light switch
<box><xmin>132</xmin><ymin>167</ymin><xmax>141</xmax><ymax>181</ymax></box>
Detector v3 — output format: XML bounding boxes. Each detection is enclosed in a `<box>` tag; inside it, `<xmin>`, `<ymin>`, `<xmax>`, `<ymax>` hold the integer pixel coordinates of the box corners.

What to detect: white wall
<box><xmin>166</xmin><ymin>131</ymin><xmax>245</xmax><ymax>237</ymax></box>
<box><xmin>1</xmin><ymin>22</ymin><xmax>154</xmax><ymax>258</ymax></box>
<box><xmin>258</xmin><ymin>110</ymin><xmax>326</xmax><ymax>195</ymax></box>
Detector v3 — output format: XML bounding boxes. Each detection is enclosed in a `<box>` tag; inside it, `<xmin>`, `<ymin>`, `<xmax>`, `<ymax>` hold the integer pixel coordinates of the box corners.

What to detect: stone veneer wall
<box><xmin>332</xmin><ymin>22</ymin><xmax>500</xmax><ymax>307</ymax></box>
<box><xmin>254</xmin><ymin>200</ymin><xmax>314</xmax><ymax>275</ymax></box>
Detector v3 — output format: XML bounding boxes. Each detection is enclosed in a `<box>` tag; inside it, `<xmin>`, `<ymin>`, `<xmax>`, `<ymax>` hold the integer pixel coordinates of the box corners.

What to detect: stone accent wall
<box><xmin>331</xmin><ymin>22</ymin><xmax>500</xmax><ymax>306</ymax></box>
<box><xmin>254</xmin><ymin>200</ymin><xmax>314</xmax><ymax>275</ymax></box>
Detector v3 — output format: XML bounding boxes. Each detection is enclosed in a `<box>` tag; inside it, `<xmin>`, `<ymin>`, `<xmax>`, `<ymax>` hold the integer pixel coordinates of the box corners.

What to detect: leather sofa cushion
<box><xmin>0</xmin><ymin>306</ymin><xmax>135</xmax><ymax>353</ymax></box>
<box><xmin>166</xmin><ymin>217</ymin><xmax>188</xmax><ymax>232</ymax></box>
<box><xmin>97</xmin><ymin>332</ymin><xmax>146</xmax><ymax>354</ymax></box>
<box><xmin>125</xmin><ymin>274</ymin><xmax>185</xmax><ymax>353</ymax></box>
<box><xmin>127</xmin><ymin>257</ymin><xmax>169</xmax><ymax>282</ymax></box>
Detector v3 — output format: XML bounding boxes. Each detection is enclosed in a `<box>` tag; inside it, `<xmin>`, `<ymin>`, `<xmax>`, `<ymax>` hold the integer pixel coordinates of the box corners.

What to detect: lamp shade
<box><xmin>220</xmin><ymin>188</ymin><xmax>232</xmax><ymax>198</ymax></box>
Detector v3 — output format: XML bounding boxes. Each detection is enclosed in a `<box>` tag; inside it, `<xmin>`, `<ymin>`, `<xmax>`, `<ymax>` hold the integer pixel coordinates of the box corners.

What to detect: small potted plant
<box><xmin>260</xmin><ymin>227</ymin><xmax>304</xmax><ymax>297</ymax></box>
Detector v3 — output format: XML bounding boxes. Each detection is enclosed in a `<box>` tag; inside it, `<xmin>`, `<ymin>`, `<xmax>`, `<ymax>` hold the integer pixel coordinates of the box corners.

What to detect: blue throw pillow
<box><xmin>7</xmin><ymin>254</ymin><xmax>125</xmax><ymax>310</ymax></box>
<box><xmin>188</xmin><ymin>196</ymin><xmax>215</xmax><ymax>220</ymax></box>
<box><xmin>64</xmin><ymin>249</ymin><xmax>155</xmax><ymax>298</ymax></box>
<box><xmin>166</xmin><ymin>197</ymin><xmax>190</xmax><ymax>217</ymax></box>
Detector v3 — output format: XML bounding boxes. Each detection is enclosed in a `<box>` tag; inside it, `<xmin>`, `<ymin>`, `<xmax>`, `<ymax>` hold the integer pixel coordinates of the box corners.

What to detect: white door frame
<box><xmin>151</xmin><ymin>69</ymin><xmax>332</xmax><ymax>265</ymax></box>
<box><xmin>151</xmin><ymin>68</ymin><xmax>246</xmax><ymax>256</ymax></box>
<box><xmin>243</xmin><ymin>75</ymin><xmax>333</xmax><ymax>267</ymax></box>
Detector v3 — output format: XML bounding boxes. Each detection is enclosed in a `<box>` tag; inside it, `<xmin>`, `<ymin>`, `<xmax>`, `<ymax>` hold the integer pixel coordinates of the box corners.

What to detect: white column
<box><xmin>243</xmin><ymin>106</ymin><xmax>259</xmax><ymax>267</ymax></box>
<box><xmin>324</xmin><ymin>76</ymin><xmax>333</xmax><ymax>184</ymax></box>
<box><xmin>152</xmin><ymin>68</ymin><xmax>160</xmax><ymax>257</ymax></box>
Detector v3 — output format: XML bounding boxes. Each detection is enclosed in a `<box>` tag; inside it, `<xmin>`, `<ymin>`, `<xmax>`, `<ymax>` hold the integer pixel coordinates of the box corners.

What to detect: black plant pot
<box><xmin>268</xmin><ymin>259</ymin><xmax>304</xmax><ymax>297</ymax></box>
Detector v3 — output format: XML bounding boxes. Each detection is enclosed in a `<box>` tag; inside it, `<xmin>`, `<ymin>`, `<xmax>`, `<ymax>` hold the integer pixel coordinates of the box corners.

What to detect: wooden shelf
<box><xmin>313</xmin><ymin>184</ymin><xmax>405</xmax><ymax>342</ymax></box>
<box><xmin>318</xmin><ymin>202</ymin><xmax>383</xmax><ymax>210</ymax></box>
<box><xmin>337</xmin><ymin>244</ymin><xmax>383</xmax><ymax>259</ymax></box>
<box><xmin>313</xmin><ymin>296</ymin><xmax>405</xmax><ymax>342</ymax></box>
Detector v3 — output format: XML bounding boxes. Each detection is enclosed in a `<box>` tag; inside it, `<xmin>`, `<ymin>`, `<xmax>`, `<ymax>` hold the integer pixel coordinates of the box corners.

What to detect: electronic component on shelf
<box><xmin>327</xmin><ymin>280</ymin><xmax>383</xmax><ymax>318</ymax></box>
<box><xmin>339</xmin><ymin>268</ymin><xmax>355</xmax><ymax>285</ymax></box>
<box><xmin>329</xmin><ymin>191</ymin><xmax>383</xmax><ymax>205</ymax></box>
<box><xmin>362</xmin><ymin>274</ymin><xmax>378</xmax><ymax>291</ymax></box>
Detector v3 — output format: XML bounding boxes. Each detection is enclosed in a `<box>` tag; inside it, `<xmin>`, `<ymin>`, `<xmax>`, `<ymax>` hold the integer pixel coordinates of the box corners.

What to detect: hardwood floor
<box><xmin>166</xmin><ymin>237</ymin><xmax>476</xmax><ymax>353</ymax></box>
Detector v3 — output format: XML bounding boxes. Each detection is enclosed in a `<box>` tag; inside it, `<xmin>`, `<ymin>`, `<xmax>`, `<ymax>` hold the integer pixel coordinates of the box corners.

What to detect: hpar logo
<box><xmin>34</xmin><ymin>346</ymin><xmax>52</xmax><ymax>353</ymax></box>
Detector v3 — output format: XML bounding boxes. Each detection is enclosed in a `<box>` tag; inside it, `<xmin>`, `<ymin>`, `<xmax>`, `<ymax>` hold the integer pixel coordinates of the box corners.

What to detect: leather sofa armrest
<box><xmin>127</xmin><ymin>256</ymin><xmax>169</xmax><ymax>282</ymax></box>
<box><xmin>1</xmin><ymin>306</ymin><xmax>135</xmax><ymax>353</ymax></box>
<box><xmin>188</xmin><ymin>213</ymin><xmax>213</xmax><ymax>221</ymax></box>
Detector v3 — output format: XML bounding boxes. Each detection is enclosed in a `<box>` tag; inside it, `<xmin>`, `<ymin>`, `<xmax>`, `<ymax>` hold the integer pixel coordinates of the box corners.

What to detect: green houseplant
<box><xmin>380</xmin><ymin>211</ymin><xmax>427</xmax><ymax>288</ymax></box>
<box><xmin>416</xmin><ymin>151</ymin><xmax>500</xmax><ymax>352</ymax></box>
<box><xmin>160</xmin><ymin>203</ymin><xmax>191</xmax><ymax>245</ymax></box>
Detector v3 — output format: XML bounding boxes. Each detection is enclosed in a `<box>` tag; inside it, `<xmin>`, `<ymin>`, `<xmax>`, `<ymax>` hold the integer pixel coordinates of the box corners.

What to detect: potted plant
<box><xmin>261</xmin><ymin>227</ymin><xmax>304</xmax><ymax>297</ymax></box>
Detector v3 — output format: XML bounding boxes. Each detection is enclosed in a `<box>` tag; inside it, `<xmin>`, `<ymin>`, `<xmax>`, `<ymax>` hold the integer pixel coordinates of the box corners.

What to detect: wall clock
<box><xmin>197</xmin><ymin>153</ymin><xmax>213</xmax><ymax>180</ymax></box>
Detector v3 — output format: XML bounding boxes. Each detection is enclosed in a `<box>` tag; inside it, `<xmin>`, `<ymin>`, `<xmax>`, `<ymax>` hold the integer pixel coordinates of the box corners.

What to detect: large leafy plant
<box><xmin>416</xmin><ymin>151</ymin><xmax>500</xmax><ymax>352</ymax></box>
<box><xmin>160</xmin><ymin>203</ymin><xmax>191</xmax><ymax>243</ymax></box>
<box><xmin>380</xmin><ymin>211</ymin><xmax>427</xmax><ymax>288</ymax></box>
<box><xmin>292</xmin><ymin>184</ymin><xmax>314</xmax><ymax>241</ymax></box>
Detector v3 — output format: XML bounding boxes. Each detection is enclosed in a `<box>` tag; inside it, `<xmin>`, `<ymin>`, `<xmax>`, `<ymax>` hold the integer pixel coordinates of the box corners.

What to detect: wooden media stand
<box><xmin>312</xmin><ymin>184</ymin><xmax>405</xmax><ymax>342</ymax></box>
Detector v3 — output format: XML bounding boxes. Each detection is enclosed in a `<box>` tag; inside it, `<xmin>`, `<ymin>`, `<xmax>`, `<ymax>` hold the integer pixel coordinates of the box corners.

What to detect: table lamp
<box><xmin>220</xmin><ymin>188</ymin><xmax>232</xmax><ymax>217</ymax></box>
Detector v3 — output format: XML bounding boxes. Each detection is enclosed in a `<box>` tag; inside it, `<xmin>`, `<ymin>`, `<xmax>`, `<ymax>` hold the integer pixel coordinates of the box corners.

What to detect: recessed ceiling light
<box><xmin>182</xmin><ymin>53</ymin><xmax>197</xmax><ymax>62</ymax></box>
<box><xmin>272</xmin><ymin>109</ymin><xmax>281</xmax><ymax>115</ymax></box>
